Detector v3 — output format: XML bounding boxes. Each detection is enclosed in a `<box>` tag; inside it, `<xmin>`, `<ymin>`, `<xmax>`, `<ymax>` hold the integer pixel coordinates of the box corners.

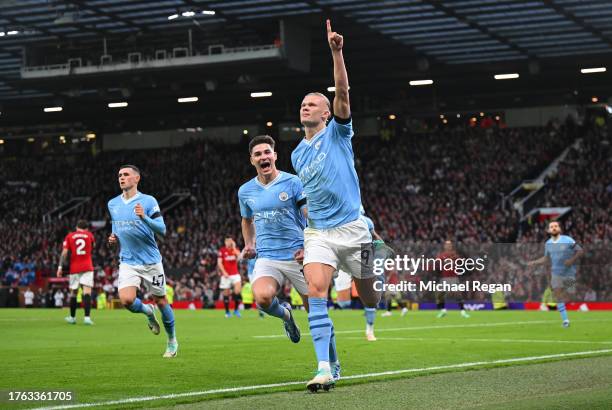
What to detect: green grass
<box><xmin>2</xmin><ymin>309</ymin><xmax>612</xmax><ymax>409</ymax></box>
<box><xmin>165</xmin><ymin>356</ymin><xmax>612</xmax><ymax>410</ymax></box>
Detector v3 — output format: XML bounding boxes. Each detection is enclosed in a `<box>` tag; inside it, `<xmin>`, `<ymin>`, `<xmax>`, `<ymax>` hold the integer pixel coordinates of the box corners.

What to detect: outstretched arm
<box><xmin>327</xmin><ymin>19</ymin><xmax>350</xmax><ymax>119</ymax></box>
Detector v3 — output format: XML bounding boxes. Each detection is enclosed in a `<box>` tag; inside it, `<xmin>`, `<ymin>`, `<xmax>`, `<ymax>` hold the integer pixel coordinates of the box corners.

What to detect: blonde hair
<box><xmin>305</xmin><ymin>92</ymin><xmax>331</xmax><ymax>110</ymax></box>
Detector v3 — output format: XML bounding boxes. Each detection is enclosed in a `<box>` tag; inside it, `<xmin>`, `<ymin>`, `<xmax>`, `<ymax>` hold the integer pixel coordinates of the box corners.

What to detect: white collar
<box><xmin>255</xmin><ymin>172</ymin><xmax>282</xmax><ymax>189</ymax></box>
<box><xmin>302</xmin><ymin>126</ymin><xmax>326</xmax><ymax>146</ymax></box>
<box><xmin>121</xmin><ymin>191</ymin><xmax>141</xmax><ymax>204</ymax></box>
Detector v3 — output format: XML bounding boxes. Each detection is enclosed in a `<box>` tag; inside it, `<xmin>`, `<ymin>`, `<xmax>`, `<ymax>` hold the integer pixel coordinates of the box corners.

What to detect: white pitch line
<box><xmin>346</xmin><ymin>336</ymin><xmax>612</xmax><ymax>345</ymax></box>
<box><xmin>253</xmin><ymin>319</ymin><xmax>557</xmax><ymax>339</ymax></box>
<box><xmin>253</xmin><ymin>318</ymin><xmax>612</xmax><ymax>339</ymax></box>
<box><xmin>0</xmin><ymin>318</ymin><xmax>45</xmax><ymax>321</ymax></box>
<box><xmin>33</xmin><ymin>349</ymin><xmax>612</xmax><ymax>410</ymax></box>
<box><xmin>339</xmin><ymin>349</ymin><xmax>612</xmax><ymax>381</ymax></box>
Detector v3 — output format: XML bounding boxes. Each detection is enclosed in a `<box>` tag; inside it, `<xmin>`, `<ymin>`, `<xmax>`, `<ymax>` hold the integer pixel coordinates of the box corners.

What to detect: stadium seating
<box><xmin>1</xmin><ymin>121</ymin><xmax>609</xmax><ymax>302</ymax></box>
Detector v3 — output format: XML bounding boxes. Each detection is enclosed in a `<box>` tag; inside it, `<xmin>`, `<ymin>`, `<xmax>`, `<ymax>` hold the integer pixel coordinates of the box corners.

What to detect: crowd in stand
<box><xmin>358</xmin><ymin>123</ymin><xmax>572</xmax><ymax>243</ymax></box>
<box><xmin>518</xmin><ymin>123</ymin><xmax>612</xmax><ymax>301</ymax></box>
<box><xmin>1</xmin><ymin>119</ymin><xmax>609</xmax><ymax>303</ymax></box>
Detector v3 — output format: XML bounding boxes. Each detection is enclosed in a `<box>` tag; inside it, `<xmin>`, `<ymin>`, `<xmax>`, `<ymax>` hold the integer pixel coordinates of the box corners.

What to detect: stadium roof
<box><xmin>1</xmin><ymin>0</ymin><xmax>612</xmax><ymax>131</ymax></box>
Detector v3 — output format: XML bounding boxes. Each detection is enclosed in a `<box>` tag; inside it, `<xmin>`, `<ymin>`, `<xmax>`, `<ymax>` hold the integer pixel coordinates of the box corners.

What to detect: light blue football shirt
<box><xmin>108</xmin><ymin>192</ymin><xmax>163</xmax><ymax>265</ymax></box>
<box><xmin>291</xmin><ymin>117</ymin><xmax>362</xmax><ymax>229</ymax></box>
<box><xmin>545</xmin><ymin>235</ymin><xmax>581</xmax><ymax>276</ymax></box>
<box><xmin>238</xmin><ymin>171</ymin><xmax>306</xmax><ymax>261</ymax></box>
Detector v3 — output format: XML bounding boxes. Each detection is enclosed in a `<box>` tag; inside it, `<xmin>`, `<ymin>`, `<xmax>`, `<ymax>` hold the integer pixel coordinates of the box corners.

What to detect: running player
<box><xmin>528</xmin><ymin>220</ymin><xmax>583</xmax><ymax>327</ymax></box>
<box><xmin>291</xmin><ymin>20</ymin><xmax>381</xmax><ymax>392</ymax></box>
<box><xmin>107</xmin><ymin>164</ymin><xmax>178</xmax><ymax>357</ymax></box>
<box><xmin>239</xmin><ymin>134</ymin><xmax>308</xmax><ymax>342</ymax></box>
<box><xmin>57</xmin><ymin>219</ymin><xmax>95</xmax><ymax>325</ymax></box>
<box><xmin>218</xmin><ymin>236</ymin><xmax>242</xmax><ymax>318</ymax></box>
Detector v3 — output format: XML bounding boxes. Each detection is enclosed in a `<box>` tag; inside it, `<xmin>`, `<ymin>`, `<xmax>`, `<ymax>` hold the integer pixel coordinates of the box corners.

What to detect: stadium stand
<box><xmin>3</xmin><ymin>118</ymin><xmax>608</xmax><ymax>303</ymax></box>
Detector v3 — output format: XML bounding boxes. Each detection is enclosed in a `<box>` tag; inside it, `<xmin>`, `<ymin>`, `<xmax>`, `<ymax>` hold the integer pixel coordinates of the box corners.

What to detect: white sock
<box><xmin>282</xmin><ymin>307</ymin><xmax>290</xmax><ymax>321</ymax></box>
<box><xmin>318</xmin><ymin>361</ymin><xmax>331</xmax><ymax>372</ymax></box>
<box><xmin>441</xmin><ymin>308</ymin><xmax>447</xmax><ymax>313</ymax></box>
<box><xmin>366</xmin><ymin>324</ymin><xmax>374</xmax><ymax>334</ymax></box>
<box><xmin>168</xmin><ymin>337</ymin><xmax>177</xmax><ymax>344</ymax></box>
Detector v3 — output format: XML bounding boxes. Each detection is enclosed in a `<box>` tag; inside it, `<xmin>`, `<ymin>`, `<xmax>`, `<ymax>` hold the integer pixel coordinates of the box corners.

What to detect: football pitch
<box><xmin>2</xmin><ymin>309</ymin><xmax>612</xmax><ymax>409</ymax></box>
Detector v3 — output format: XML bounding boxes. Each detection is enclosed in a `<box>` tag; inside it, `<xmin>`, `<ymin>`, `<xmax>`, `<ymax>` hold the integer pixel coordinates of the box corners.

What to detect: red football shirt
<box><xmin>218</xmin><ymin>246</ymin><xmax>239</xmax><ymax>275</ymax></box>
<box><xmin>62</xmin><ymin>230</ymin><xmax>95</xmax><ymax>274</ymax></box>
<box><xmin>436</xmin><ymin>251</ymin><xmax>459</xmax><ymax>278</ymax></box>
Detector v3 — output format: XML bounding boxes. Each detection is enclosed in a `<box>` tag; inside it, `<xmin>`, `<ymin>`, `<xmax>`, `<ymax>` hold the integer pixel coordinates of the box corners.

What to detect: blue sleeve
<box><xmin>290</xmin><ymin>152</ymin><xmax>299</xmax><ymax>174</ymax></box>
<box><xmin>238</xmin><ymin>188</ymin><xmax>253</xmax><ymax>218</ymax></box>
<box><xmin>330</xmin><ymin>117</ymin><xmax>354</xmax><ymax>140</ymax></box>
<box><xmin>544</xmin><ymin>243</ymin><xmax>550</xmax><ymax>257</ymax></box>
<box><xmin>569</xmin><ymin>237</ymin><xmax>582</xmax><ymax>251</ymax></box>
<box><xmin>146</xmin><ymin>196</ymin><xmax>162</xmax><ymax>218</ymax></box>
<box><xmin>143</xmin><ymin>196</ymin><xmax>166</xmax><ymax>236</ymax></box>
<box><xmin>108</xmin><ymin>201</ymin><xmax>116</xmax><ymax>234</ymax></box>
<box><xmin>293</xmin><ymin>177</ymin><xmax>307</xmax><ymax>210</ymax></box>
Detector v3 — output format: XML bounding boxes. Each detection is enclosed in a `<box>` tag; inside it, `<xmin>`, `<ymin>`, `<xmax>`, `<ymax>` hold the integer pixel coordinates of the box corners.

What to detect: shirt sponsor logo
<box><xmin>298</xmin><ymin>152</ymin><xmax>327</xmax><ymax>182</ymax></box>
<box><xmin>255</xmin><ymin>208</ymin><xmax>292</xmax><ymax>223</ymax></box>
<box><xmin>112</xmin><ymin>220</ymin><xmax>142</xmax><ymax>231</ymax></box>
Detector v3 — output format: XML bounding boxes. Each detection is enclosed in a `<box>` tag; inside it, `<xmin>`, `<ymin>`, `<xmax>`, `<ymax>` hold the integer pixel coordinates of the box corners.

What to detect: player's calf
<box><xmin>82</xmin><ymin>292</ymin><xmax>92</xmax><ymax>323</ymax></box>
<box><xmin>553</xmin><ymin>287</ymin><xmax>572</xmax><ymax>326</ymax></box>
<box><xmin>68</xmin><ymin>292</ymin><xmax>78</xmax><ymax>319</ymax></box>
<box><xmin>120</xmin><ymin>290</ymin><xmax>159</xmax><ymax>334</ymax></box>
<box><xmin>156</xmin><ymin>299</ymin><xmax>176</xmax><ymax>339</ymax></box>
<box><xmin>259</xmin><ymin>295</ymin><xmax>294</xmax><ymax>323</ymax></box>
<box><xmin>354</xmin><ymin>277</ymin><xmax>381</xmax><ymax>308</ymax></box>
<box><xmin>222</xmin><ymin>293</ymin><xmax>231</xmax><ymax>317</ymax></box>
<box><xmin>232</xmin><ymin>292</ymin><xmax>242</xmax><ymax>317</ymax></box>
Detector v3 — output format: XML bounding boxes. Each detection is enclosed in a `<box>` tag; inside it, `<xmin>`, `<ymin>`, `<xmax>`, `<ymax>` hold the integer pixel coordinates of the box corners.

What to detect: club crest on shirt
<box><xmin>279</xmin><ymin>192</ymin><xmax>289</xmax><ymax>201</ymax></box>
<box><xmin>314</xmin><ymin>140</ymin><xmax>322</xmax><ymax>150</ymax></box>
